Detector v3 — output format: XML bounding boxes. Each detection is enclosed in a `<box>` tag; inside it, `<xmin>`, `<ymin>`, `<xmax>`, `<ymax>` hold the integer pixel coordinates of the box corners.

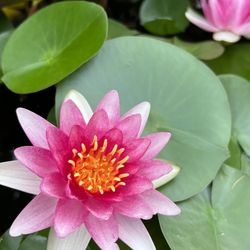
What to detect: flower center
<box><xmin>67</xmin><ymin>135</ymin><xmax>129</xmax><ymax>195</ymax></box>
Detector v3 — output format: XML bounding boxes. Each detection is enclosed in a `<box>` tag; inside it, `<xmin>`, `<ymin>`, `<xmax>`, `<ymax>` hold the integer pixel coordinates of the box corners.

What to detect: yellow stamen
<box><xmin>67</xmin><ymin>136</ymin><xmax>129</xmax><ymax>195</ymax></box>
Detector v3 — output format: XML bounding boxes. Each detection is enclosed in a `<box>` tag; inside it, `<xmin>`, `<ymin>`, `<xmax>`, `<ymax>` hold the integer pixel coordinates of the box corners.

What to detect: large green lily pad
<box><xmin>56</xmin><ymin>36</ymin><xmax>231</xmax><ymax>201</ymax></box>
<box><xmin>1</xmin><ymin>1</ymin><xmax>107</xmax><ymax>93</ymax></box>
<box><xmin>220</xmin><ymin>75</ymin><xmax>250</xmax><ymax>165</ymax></box>
<box><xmin>159</xmin><ymin>164</ymin><xmax>250</xmax><ymax>249</ymax></box>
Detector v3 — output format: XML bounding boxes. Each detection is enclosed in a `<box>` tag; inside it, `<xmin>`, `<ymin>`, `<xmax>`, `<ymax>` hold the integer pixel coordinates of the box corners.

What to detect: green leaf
<box><xmin>139</xmin><ymin>0</ymin><xmax>189</xmax><ymax>35</ymax></box>
<box><xmin>171</xmin><ymin>37</ymin><xmax>225</xmax><ymax>60</ymax></box>
<box><xmin>108</xmin><ymin>19</ymin><xmax>138</xmax><ymax>39</ymax></box>
<box><xmin>159</xmin><ymin>164</ymin><xmax>250</xmax><ymax>250</ymax></box>
<box><xmin>1</xmin><ymin>1</ymin><xmax>107</xmax><ymax>93</ymax></box>
<box><xmin>207</xmin><ymin>43</ymin><xmax>250</xmax><ymax>81</ymax></box>
<box><xmin>56</xmin><ymin>36</ymin><xmax>231</xmax><ymax>201</ymax></box>
<box><xmin>220</xmin><ymin>75</ymin><xmax>250</xmax><ymax>157</ymax></box>
<box><xmin>18</xmin><ymin>234</ymin><xmax>47</xmax><ymax>250</ymax></box>
<box><xmin>0</xmin><ymin>230</ymin><xmax>23</xmax><ymax>250</ymax></box>
<box><xmin>0</xmin><ymin>12</ymin><xmax>13</xmax><ymax>78</ymax></box>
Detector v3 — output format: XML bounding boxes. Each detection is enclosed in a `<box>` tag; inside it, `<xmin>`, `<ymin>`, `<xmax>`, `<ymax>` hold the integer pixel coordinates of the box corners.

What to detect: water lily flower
<box><xmin>0</xmin><ymin>90</ymin><xmax>180</xmax><ymax>250</ymax></box>
<box><xmin>186</xmin><ymin>0</ymin><xmax>250</xmax><ymax>43</ymax></box>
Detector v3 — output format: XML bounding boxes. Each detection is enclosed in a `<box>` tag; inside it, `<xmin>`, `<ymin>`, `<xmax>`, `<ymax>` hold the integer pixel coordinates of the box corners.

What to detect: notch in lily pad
<box><xmin>1</xmin><ymin>1</ymin><xmax>108</xmax><ymax>93</ymax></box>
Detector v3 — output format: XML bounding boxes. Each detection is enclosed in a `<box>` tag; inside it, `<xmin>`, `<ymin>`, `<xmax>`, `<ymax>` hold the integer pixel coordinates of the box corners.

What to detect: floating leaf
<box><xmin>139</xmin><ymin>0</ymin><xmax>189</xmax><ymax>35</ymax></box>
<box><xmin>220</xmin><ymin>75</ymin><xmax>250</xmax><ymax>159</ymax></box>
<box><xmin>160</xmin><ymin>164</ymin><xmax>250</xmax><ymax>250</ymax></box>
<box><xmin>1</xmin><ymin>1</ymin><xmax>107</xmax><ymax>93</ymax></box>
<box><xmin>171</xmin><ymin>37</ymin><xmax>224</xmax><ymax>60</ymax></box>
<box><xmin>56</xmin><ymin>36</ymin><xmax>231</xmax><ymax>201</ymax></box>
<box><xmin>108</xmin><ymin>19</ymin><xmax>138</xmax><ymax>39</ymax></box>
<box><xmin>18</xmin><ymin>234</ymin><xmax>47</xmax><ymax>250</ymax></box>
<box><xmin>207</xmin><ymin>43</ymin><xmax>250</xmax><ymax>81</ymax></box>
<box><xmin>0</xmin><ymin>230</ymin><xmax>23</xmax><ymax>250</ymax></box>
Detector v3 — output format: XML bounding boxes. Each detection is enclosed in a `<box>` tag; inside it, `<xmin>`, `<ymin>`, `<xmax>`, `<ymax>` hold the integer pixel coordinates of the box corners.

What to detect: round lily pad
<box><xmin>56</xmin><ymin>36</ymin><xmax>231</xmax><ymax>201</ymax></box>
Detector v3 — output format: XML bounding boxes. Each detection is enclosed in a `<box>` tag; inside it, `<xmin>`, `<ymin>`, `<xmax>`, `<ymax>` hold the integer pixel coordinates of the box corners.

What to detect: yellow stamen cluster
<box><xmin>67</xmin><ymin>136</ymin><xmax>129</xmax><ymax>195</ymax></box>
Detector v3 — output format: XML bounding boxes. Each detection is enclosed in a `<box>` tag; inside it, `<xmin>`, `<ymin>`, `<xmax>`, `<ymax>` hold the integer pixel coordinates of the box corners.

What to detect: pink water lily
<box><xmin>186</xmin><ymin>0</ymin><xmax>250</xmax><ymax>43</ymax></box>
<box><xmin>0</xmin><ymin>90</ymin><xmax>180</xmax><ymax>250</ymax></box>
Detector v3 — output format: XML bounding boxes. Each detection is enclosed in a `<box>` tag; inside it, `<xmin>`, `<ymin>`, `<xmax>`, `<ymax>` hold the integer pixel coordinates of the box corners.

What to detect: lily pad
<box><xmin>159</xmin><ymin>164</ymin><xmax>250</xmax><ymax>250</ymax></box>
<box><xmin>139</xmin><ymin>0</ymin><xmax>189</xmax><ymax>35</ymax></box>
<box><xmin>220</xmin><ymin>75</ymin><xmax>250</xmax><ymax>160</ymax></box>
<box><xmin>108</xmin><ymin>19</ymin><xmax>138</xmax><ymax>40</ymax></box>
<box><xmin>56</xmin><ymin>36</ymin><xmax>230</xmax><ymax>201</ymax></box>
<box><xmin>207</xmin><ymin>43</ymin><xmax>250</xmax><ymax>81</ymax></box>
<box><xmin>1</xmin><ymin>1</ymin><xmax>107</xmax><ymax>93</ymax></box>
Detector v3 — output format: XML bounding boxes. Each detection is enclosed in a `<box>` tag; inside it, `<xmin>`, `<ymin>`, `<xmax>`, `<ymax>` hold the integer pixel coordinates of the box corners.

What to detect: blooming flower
<box><xmin>0</xmin><ymin>90</ymin><xmax>180</xmax><ymax>250</ymax></box>
<box><xmin>186</xmin><ymin>0</ymin><xmax>250</xmax><ymax>43</ymax></box>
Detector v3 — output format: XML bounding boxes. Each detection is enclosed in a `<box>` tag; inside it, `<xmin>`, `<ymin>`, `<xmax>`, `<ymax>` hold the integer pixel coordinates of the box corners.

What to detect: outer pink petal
<box><xmin>54</xmin><ymin>199</ymin><xmax>87</xmax><ymax>237</ymax></box>
<box><xmin>84</xmin><ymin>110</ymin><xmax>110</xmax><ymax>143</ymax></box>
<box><xmin>16</xmin><ymin>108</ymin><xmax>55</xmax><ymax>149</ymax></box>
<box><xmin>96</xmin><ymin>90</ymin><xmax>120</xmax><ymax>125</ymax></box>
<box><xmin>117</xmin><ymin>215</ymin><xmax>156</xmax><ymax>250</ymax></box>
<box><xmin>141</xmin><ymin>132</ymin><xmax>171</xmax><ymax>160</ymax></box>
<box><xmin>10</xmin><ymin>193</ymin><xmax>57</xmax><ymax>236</ymax></box>
<box><xmin>46</xmin><ymin>127</ymin><xmax>70</xmax><ymax>176</ymax></box>
<box><xmin>125</xmin><ymin>138</ymin><xmax>151</xmax><ymax>163</ymax></box>
<box><xmin>0</xmin><ymin>160</ymin><xmax>41</xmax><ymax>195</ymax></box>
<box><xmin>122</xmin><ymin>102</ymin><xmax>150</xmax><ymax>136</ymax></box>
<box><xmin>85</xmin><ymin>214</ymin><xmax>119</xmax><ymax>250</ymax></box>
<box><xmin>116</xmin><ymin>114</ymin><xmax>141</xmax><ymax>143</ymax></box>
<box><xmin>14</xmin><ymin>146</ymin><xmax>58</xmax><ymax>177</ymax></box>
<box><xmin>141</xmin><ymin>189</ymin><xmax>181</xmax><ymax>216</ymax></box>
<box><xmin>139</xmin><ymin>160</ymin><xmax>173</xmax><ymax>181</ymax></box>
<box><xmin>41</xmin><ymin>172</ymin><xmax>68</xmax><ymax>198</ymax></box>
<box><xmin>85</xmin><ymin>198</ymin><xmax>113</xmax><ymax>220</ymax></box>
<box><xmin>114</xmin><ymin>195</ymin><xmax>153</xmax><ymax>219</ymax></box>
<box><xmin>60</xmin><ymin>100</ymin><xmax>86</xmax><ymax>135</ymax></box>
<box><xmin>185</xmin><ymin>8</ymin><xmax>219</xmax><ymax>32</ymax></box>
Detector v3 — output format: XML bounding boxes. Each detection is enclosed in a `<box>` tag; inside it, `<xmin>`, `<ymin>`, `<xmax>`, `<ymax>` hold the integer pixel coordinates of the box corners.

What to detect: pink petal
<box><xmin>14</xmin><ymin>146</ymin><xmax>58</xmax><ymax>177</ymax></box>
<box><xmin>64</xmin><ymin>90</ymin><xmax>93</xmax><ymax>123</ymax></box>
<box><xmin>116</xmin><ymin>114</ymin><xmax>141</xmax><ymax>143</ymax></box>
<box><xmin>122</xmin><ymin>102</ymin><xmax>150</xmax><ymax>136</ymax></box>
<box><xmin>141</xmin><ymin>132</ymin><xmax>171</xmax><ymax>160</ymax></box>
<box><xmin>115</xmin><ymin>175</ymin><xmax>153</xmax><ymax>197</ymax></box>
<box><xmin>0</xmin><ymin>160</ymin><xmax>41</xmax><ymax>195</ymax></box>
<box><xmin>60</xmin><ymin>100</ymin><xmax>86</xmax><ymax>135</ymax></box>
<box><xmin>114</xmin><ymin>195</ymin><xmax>153</xmax><ymax>219</ymax></box>
<box><xmin>85</xmin><ymin>198</ymin><xmax>113</xmax><ymax>220</ymax></box>
<box><xmin>185</xmin><ymin>8</ymin><xmax>218</xmax><ymax>32</ymax></box>
<box><xmin>54</xmin><ymin>199</ymin><xmax>87</xmax><ymax>237</ymax></box>
<box><xmin>103</xmin><ymin>128</ymin><xmax>123</xmax><ymax>153</ymax></box>
<box><xmin>125</xmin><ymin>138</ymin><xmax>151</xmax><ymax>163</ymax></box>
<box><xmin>84</xmin><ymin>110</ymin><xmax>110</xmax><ymax>143</ymax></box>
<box><xmin>47</xmin><ymin>226</ymin><xmax>91</xmax><ymax>250</ymax></box>
<box><xmin>85</xmin><ymin>214</ymin><xmax>119</xmax><ymax>250</ymax></box>
<box><xmin>46</xmin><ymin>127</ymin><xmax>71</xmax><ymax>176</ymax></box>
<box><xmin>10</xmin><ymin>193</ymin><xmax>57</xmax><ymax>236</ymax></box>
<box><xmin>141</xmin><ymin>189</ymin><xmax>181</xmax><ymax>216</ymax></box>
<box><xmin>68</xmin><ymin>125</ymin><xmax>87</xmax><ymax>152</ymax></box>
<box><xmin>96</xmin><ymin>90</ymin><xmax>120</xmax><ymax>125</ymax></box>
<box><xmin>16</xmin><ymin>108</ymin><xmax>55</xmax><ymax>149</ymax></box>
<box><xmin>117</xmin><ymin>215</ymin><xmax>156</xmax><ymax>250</ymax></box>
<box><xmin>139</xmin><ymin>160</ymin><xmax>173</xmax><ymax>181</ymax></box>
<box><xmin>41</xmin><ymin>172</ymin><xmax>68</xmax><ymax>198</ymax></box>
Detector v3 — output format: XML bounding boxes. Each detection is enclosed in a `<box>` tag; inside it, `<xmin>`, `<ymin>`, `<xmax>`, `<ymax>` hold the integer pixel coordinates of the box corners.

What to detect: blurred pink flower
<box><xmin>0</xmin><ymin>90</ymin><xmax>180</xmax><ymax>250</ymax></box>
<box><xmin>186</xmin><ymin>0</ymin><xmax>250</xmax><ymax>43</ymax></box>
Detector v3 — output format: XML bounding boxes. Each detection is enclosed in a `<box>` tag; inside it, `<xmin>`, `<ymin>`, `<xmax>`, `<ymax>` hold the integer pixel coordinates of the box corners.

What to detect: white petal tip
<box><xmin>213</xmin><ymin>31</ymin><xmax>241</xmax><ymax>43</ymax></box>
<box><xmin>153</xmin><ymin>164</ymin><xmax>180</xmax><ymax>189</ymax></box>
<box><xmin>64</xmin><ymin>89</ymin><xmax>93</xmax><ymax>123</ymax></box>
